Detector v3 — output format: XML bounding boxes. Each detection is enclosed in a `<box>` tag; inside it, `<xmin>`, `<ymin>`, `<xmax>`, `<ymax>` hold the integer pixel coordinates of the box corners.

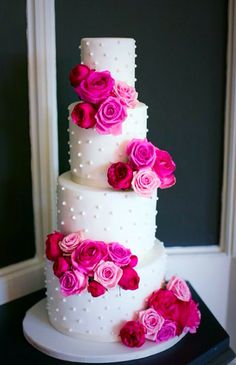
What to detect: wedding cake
<box><xmin>45</xmin><ymin>38</ymin><xmax>200</xmax><ymax>350</ymax></box>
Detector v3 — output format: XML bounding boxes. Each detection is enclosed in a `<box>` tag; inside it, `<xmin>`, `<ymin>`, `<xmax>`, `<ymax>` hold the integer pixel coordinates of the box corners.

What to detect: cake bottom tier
<box><xmin>45</xmin><ymin>240</ymin><xmax>166</xmax><ymax>342</ymax></box>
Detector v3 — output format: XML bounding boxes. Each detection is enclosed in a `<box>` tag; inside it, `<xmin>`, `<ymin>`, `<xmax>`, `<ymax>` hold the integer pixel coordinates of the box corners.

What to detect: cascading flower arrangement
<box><xmin>107</xmin><ymin>138</ymin><xmax>176</xmax><ymax>197</ymax></box>
<box><xmin>69</xmin><ymin>64</ymin><xmax>138</xmax><ymax>135</ymax></box>
<box><xmin>45</xmin><ymin>230</ymin><xmax>140</xmax><ymax>297</ymax></box>
<box><xmin>119</xmin><ymin>276</ymin><xmax>201</xmax><ymax>348</ymax></box>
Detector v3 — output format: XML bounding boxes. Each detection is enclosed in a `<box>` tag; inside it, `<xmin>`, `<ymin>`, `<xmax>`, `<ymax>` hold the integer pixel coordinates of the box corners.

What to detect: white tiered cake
<box><xmin>46</xmin><ymin>38</ymin><xmax>166</xmax><ymax>341</ymax></box>
<box><xmin>41</xmin><ymin>38</ymin><xmax>200</xmax><ymax>358</ymax></box>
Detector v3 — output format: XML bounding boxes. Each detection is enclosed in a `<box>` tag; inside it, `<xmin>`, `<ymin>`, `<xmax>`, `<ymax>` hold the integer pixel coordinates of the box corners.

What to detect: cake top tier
<box><xmin>80</xmin><ymin>38</ymin><xmax>136</xmax><ymax>87</ymax></box>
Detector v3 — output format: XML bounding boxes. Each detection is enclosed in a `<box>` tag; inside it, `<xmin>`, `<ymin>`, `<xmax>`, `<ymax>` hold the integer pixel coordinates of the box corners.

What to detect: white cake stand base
<box><xmin>23</xmin><ymin>298</ymin><xmax>185</xmax><ymax>363</ymax></box>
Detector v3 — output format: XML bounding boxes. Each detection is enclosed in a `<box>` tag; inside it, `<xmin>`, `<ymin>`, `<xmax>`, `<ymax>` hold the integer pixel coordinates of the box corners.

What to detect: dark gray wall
<box><xmin>55</xmin><ymin>0</ymin><xmax>227</xmax><ymax>246</ymax></box>
<box><xmin>0</xmin><ymin>0</ymin><xmax>35</xmax><ymax>267</ymax></box>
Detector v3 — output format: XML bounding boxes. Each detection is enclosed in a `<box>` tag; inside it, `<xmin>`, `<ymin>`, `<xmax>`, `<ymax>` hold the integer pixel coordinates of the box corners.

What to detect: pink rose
<box><xmin>159</xmin><ymin>174</ymin><xmax>176</xmax><ymax>189</ymax></box>
<box><xmin>45</xmin><ymin>231</ymin><xmax>64</xmax><ymax>261</ymax></box>
<box><xmin>53</xmin><ymin>256</ymin><xmax>70</xmax><ymax>278</ymax></box>
<box><xmin>120</xmin><ymin>321</ymin><xmax>146</xmax><ymax>348</ymax></box>
<box><xmin>75</xmin><ymin>70</ymin><xmax>115</xmax><ymax>104</ymax></box>
<box><xmin>108</xmin><ymin>242</ymin><xmax>132</xmax><ymax>267</ymax></box>
<box><xmin>71</xmin><ymin>102</ymin><xmax>97</xmax><ymax>129</ymax></box>
<box><xmin>118</xmin><ymin>267</ymin><xmax>140</xmax><ymax>290</ymax></box>
<box><xmin>153</xmin><ymin>149</ymin><xmax>176</xmax><ymax>178</ymax></box>
<box><xmin>113</xmin><ymin>81</ymin><xmax>138</xmax><ymax>108</ymax></box>
<box><xmin>127</xmin><ymin>139</ymin><xmax>156</xmax><ymax>170</ymax></box>
<box><xmin>69</xmin><ymin>64</ymin><xmax>91</xmax><ymax>87</ymax></box>
<box><xmin>71</xmin><ymin>240</ymin><xmax>108</xmax><ymax>275</ymax></box>
<box><xmin>129</xmin><ymin>255</ymin><xmax>138</xmax><ymax>268</ymax></box>
<box><xmin>59</xmin><ymin>269</ymin><xmax>88</xmax><ymax>296</ymax></box>
<box><xmin>59</xmin><ymin>231</ymin><xmax>84</xmax><ymax>254</ymax></box>
<box><xmin>131</xmin><ymin>168</ymin><xmax>161</xmax><ymax>197</ymax></box>
<box><xmin>87</xmin><ymin>280</ymin><xmax>106</xmax><ymax>297</ymax></box>
<box><xmin>153</xmin><ymin>149</ymin><xmax>176</xmax><ymax>189</ymax></box>
<box><xmin>166</xmin><ymin>276</ymin><xmax>191</xmax><ymax>302</ymax></box>
<box><xmin>95</xmin><ymin>96</ymin><xmax>127</xmax><ymax>135</ymax></box>
<box><xmin>156</xmin><ymin>320</ymin><xmax>177</xmax><ymax>343</ymax></box>
<box><xmin>138</xmin><ymin>308</ymin><xmax>165</xmax><ymax>341</ymax></box>
<box><xmin>148</xmin><ymin>289</ymin><xmax>179</xmax><ymax>321</ymax></box>
<box><xmin>172</xmin><ymin>299</ymin><xmax>201</xmax><ymax>334</ymax></box>
<box><xmin>107</xmin><ymin>162</ymin><xmax>133</xmax><ymax>190</ymax></box>
<box><xmin>94</xmin><ymin>260</ymin><xmax>123</xmax><ymax>289</ymax></box>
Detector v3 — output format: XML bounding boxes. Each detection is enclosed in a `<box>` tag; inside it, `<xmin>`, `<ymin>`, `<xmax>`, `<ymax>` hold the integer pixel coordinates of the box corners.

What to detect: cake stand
<box><xmin>23</xmin><ymin>298</ymin><xmax>185</xmax><ymax>363</ymax></box>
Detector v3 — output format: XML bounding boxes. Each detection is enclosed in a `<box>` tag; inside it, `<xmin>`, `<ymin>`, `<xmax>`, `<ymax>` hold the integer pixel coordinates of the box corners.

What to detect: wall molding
<box><xmin>0</xmin><ymin>0</ymin><xmax>58</xmax><ymax>305</ymax></box>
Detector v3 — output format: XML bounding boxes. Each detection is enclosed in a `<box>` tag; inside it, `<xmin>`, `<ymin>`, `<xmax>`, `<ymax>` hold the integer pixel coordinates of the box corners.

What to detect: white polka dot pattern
<box><xmin>81</xmin><ymin>38</ymin><xmax>136</xmax><ymax>86</ymax></box>
<box><xmin>45</xmin><ymin>241</ymin><xmax>166</xmax><ymax>342</ymax></box>
<box><xmin>57</xmin><ymin>172</ymin><xmax>158</xmax><ymax>259</ymax></box>
<box><xmin>69</xmin><ymin>102</ymin><xmax>148</xmax><ymax>188</ymax></box>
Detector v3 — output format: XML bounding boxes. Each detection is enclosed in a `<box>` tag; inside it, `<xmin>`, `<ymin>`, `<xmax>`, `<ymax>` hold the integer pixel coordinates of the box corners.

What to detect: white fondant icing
<box><xmin>69</xmin><ymin>102</ymin><xmax>147</xmax><ymax>188</ymax></box>
<box><xmin>81</xmin><ymin>38</ymin><xmax>136</xmax><ymax>86</ymax></box>
<box><xmin>46</xmin><ymin>241</ymin><xmax>166</xmax><ymax>342</ymax></box>
<box><xmin>57</xmin><ymin>172</ymin><xmax>158</xmax><ymax>259</ymax></box>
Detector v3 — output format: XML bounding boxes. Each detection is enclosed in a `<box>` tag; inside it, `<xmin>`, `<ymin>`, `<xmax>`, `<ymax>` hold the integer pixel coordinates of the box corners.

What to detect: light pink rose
<box><xmin>71</xmin><ymin>240</ymin><xmax>108</xmax><ymax>275</ymax></box>
<box><xmin>113</xmin><ymin>81</ymin><xmax>138</xmax><ymax>108</ymax></box>
<box><xmin>95</xmin><ymin>96</ymin><xmax>127</xmax><ymax>135</ymax></box>
<box><xmin>75</xmin><ymin>70</ymin><xmax>115</xmax><ymax>104</ymax></box>
<box><xmin>127</xmin><ymin>139</ymin><xmax>156</xmax><ymax>170</ymax></box>
<box><xmin>138</xmin><ymin>308</ymin><xmax>165</xmax><ymax>341</ymax></box>
<box><xmin>94</xmin><ymin>260</ymin><xmax>123</xmax><ymax>289</ymax></box>
<box><xmin>156</xmin><ymin>320</ymin><xmax>177</xmax><ymax>343</ymax></box>
<box><xmin>107</xmin><ymin>242</ymin><xmax>132</xmax><ymax>267</ymax></box>
<box><xmin>59</xmin><ymin>269</ymin><xmax>88</xmax><ymax>296</ymax></box>
<box><xmin>166</xmin><ymin>276</ymin><xmax>191</xmax><ymax>302</ymax></box>
<box><xmin>131</xmin><ymin>168</ymin><xmax>161</xmax><ymax>197</ymax></box>
<box><xmin>59</xmin><ymin>231</ymin><xmax>84</xmax><ymax>254</ymax></box>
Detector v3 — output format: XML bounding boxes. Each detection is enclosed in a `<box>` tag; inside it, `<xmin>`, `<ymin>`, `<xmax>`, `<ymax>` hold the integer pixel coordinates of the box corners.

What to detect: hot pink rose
<box><xmin>107</xmin><ymin>242</ymin><xmax>132</xmax><ymax>267</ymax></box>
<box><xmin>153</xmin><ymin>149</ymin><xmax>176</xmax><ymax>189</ymax></box>
<box><xmin>71</xmin><ymin>102</ymin><xmax>97</xmax><ymax>129</ymax></box>
<box><xmin>94</xmin><ymin>260</ymin><xmax>123</xmax><ymax>289</ymax></box>
<box><xmin>120</xmin><ymin>321</ymin><xmax>146</xmax><ymax>348</ymax></box>
<box><xmin>107</xmin><ymin>162</ymin><xmax>133</xmax><ymax>190</ymax></box>
<box><xmin>159</xmin><ymin>174</ymin><xmax>176</xmax><ymax>189</ymax></box>
<box><xmin>148</xmin><ymin>289</ymin><xmax>179</xmax><ymax>321</ymax></box>
<box><xmin>87</xmin><ymin>280</ymin><xmax>106</xmax><ymax>297</ymax></box>
<box><xmin>71</xmin><ymin>240</ymin><xmax>108</xmax><ymax>275</ymax></box>
<box><xmin>95</xmin><ymin>96</ymin><xmax>127</xmax><ymax>135</ymax></box>
<box><xmin>118</xmin><ymin>267</ymin><xmax>140</xmax><ymax>290</ymax></box>
<box><xmin>129</xmin><ymin>255</ymin><xmax>138</xmax><ymax>268</ymax></box>
<box><xmin>75</xmin><ymin>70</ymin><xmax>114</xmax><ymax>104</ymax></box>
<box><xmin>166</xmin><ymin>276</ymin><xmax>191</xmax><ymax>302</ymax></box>
<box><xmin>45</xmin><ymin>231</ymin><xmax>64</xmax><ymax>261</ymax></box>
<box><xmin>131</xmin><ymin>168</ymin><xmax>161</xmax><ymax>197</ymax></box>
<box><xmin>172</xmin><ymin>299</ymin><xmax>201</xmax><ymax>334</ymax></box>
<box><xmin>69</xmin><ymin>64</ymin><xmax>91</xmax><ymax>87</ymax></box>
<box><xmin>59</xmin><ymin>269</ymin><xmax>88</xmax><ymax>296</ymax></box>
<box><xmin>113</xmin><ymin>81</ymin><xmax>138</xmax><ymax>108</ymax></box>
<box><xmin>59</xmin><ymin>231</ymin><xmax>84</xmax><ymax>254</ymax></box>
<box><xmin>138</xmin><ymin>308</ymin><xmax>165</xmax><ymax>341</ymax></box>
<box><xmin>127</xmin><ymin>139</ymin><xmax>156</xmax><ymax>170</ymax></box>
<box><xmin>156</xmin><ymin>320</ymin><xmax>177</xmax><ymax>343</ymax></box>
<box><xmin>53</xmin><ymin>256</ymin><xmax>70</xmax><ymax>278</ymax></box>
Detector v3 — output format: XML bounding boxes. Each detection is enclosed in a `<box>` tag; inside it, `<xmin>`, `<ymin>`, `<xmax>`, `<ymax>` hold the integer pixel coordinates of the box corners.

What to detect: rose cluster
<box><xmin>69</xmin><ymin>64</ymin><xmax>138</xmax><ymax>135</ymax></box>
<box><xmin>107</xmin><ymin>138</ymin><xmax>176</xmax><ymax>197</ymax></box>
<box><xmin>120</xmin><ymin>276</ymin><xmax>201</xmax><ymax>348</ymax></box>
<box><xmin>45</xmin><ymin>231</ymin><xmax>140</xmax><ymax>297</ymax></box>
